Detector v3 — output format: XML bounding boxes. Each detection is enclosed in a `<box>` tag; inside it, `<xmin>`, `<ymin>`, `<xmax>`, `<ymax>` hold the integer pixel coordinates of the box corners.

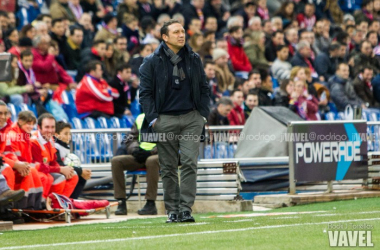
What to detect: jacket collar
<box><xmin>154</xmin><ymin>41</ymin><xmax>193</xmax><ymax>56</ymax></box>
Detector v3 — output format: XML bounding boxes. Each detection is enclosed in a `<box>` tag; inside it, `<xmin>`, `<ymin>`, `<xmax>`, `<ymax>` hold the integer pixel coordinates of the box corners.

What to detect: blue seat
<box><xmin>325</xmin><ymin>112</ymin><xmax>336</xmax><ymax>121</ymax></box>
<box><xmin>108</xmin><ymin>117</ymin><xmax>121</xmax><ymax>128</ymax></box>
<box><xmin>62</xmin><ymin>90</ymin><xmax>79</xmax><ymax>120</ymax></box>
<box><xmin>126</xmin><ymin>168</ymin><xmax>147</xmax><ymax>207</ymax></box>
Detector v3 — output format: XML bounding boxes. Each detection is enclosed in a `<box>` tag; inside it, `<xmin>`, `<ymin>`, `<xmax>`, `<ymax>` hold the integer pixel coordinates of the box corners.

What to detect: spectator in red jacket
<box><xmin>297</xmin><ymin>3</ymin><xmax>316</xmax><ymax>31</ymax></box>
<box><xmin>228</xmin><ymin>89</ymin><xmax>246</xmax><ymax>125</ymax></box>
<box><xmin>227</xmin><ymin>25</ymin><xmax>252</xmax><ymax>73</ymax></box>
<box><xmin>75</xmin><ymin>60</ymin><xmax>119</xmax><ymax>119</ymax></box>
<box><xmin>31</xmin><ymin>34</ymin><xmax>75</xmax><ymax>90</ymax></box>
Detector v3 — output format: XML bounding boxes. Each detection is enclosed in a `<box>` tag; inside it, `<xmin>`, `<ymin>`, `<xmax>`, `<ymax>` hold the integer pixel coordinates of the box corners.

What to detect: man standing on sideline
<box><xmin>139</xmin><ymin>19</ymin><xmax>210</xmax><ymax>223</ymax></box>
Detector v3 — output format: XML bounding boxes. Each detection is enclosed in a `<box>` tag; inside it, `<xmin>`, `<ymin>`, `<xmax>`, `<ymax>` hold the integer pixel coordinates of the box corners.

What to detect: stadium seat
<box><xmin>62</xmin><ymin>90</ymin><xmax>79</xmax><ymax>120</ymax></box>
<box><xmin>325</xmin><ymin>112</ymin><xmax>336</xmax><ymax>121</ymax></box>
<box><xmin>126</xmin><ymin>168</ymin><xmax>147</xmax><ymax>207</ymax></box>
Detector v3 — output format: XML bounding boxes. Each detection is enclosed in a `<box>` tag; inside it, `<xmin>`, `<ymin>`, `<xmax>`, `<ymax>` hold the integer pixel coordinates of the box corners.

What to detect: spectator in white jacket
<box><xmin>271</xmin><ymin>45</ymin><xmax>292</xmax><ymax>81</ymax></box>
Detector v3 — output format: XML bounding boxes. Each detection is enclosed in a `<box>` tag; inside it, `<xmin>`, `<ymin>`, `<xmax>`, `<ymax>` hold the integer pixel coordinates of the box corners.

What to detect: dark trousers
<box><xmin>153</xmin><ymin>110</ymin><xmax>204</xmax><ymax>213</ymax></box>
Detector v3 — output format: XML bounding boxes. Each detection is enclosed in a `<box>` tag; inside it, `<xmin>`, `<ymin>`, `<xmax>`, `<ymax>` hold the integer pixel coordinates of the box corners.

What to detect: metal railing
<box><xmin>70</xmin><ymin>122</ymin><xmax>380</xmax><ymax>164</ymax></box>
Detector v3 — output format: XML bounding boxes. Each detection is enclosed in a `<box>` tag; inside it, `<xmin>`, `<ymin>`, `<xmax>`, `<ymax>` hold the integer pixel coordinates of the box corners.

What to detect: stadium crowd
<box><xmin>1</xmin><ymin>0</ymin><xmax>380</xmax><ymax>220</ymax></box>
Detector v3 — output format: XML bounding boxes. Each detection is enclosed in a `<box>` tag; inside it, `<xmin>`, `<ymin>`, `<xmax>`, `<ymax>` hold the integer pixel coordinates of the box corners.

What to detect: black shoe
<box><xmin>115</xmin><ymin>200</ymin><xmax>127</xmax><ymax>215</ymax></box>
<box><xmin>0</xmin><ymin>189</ymin><xmax>25</xmax><ymax>206</ymax></box>
<box><xmin>179</xmin><ymin>211</ymin><xmax>195</xmax><ymax>223</ymax></box>
<box><xmin>138</xmin><ymin>201</ymin><xmax>157</xmax><ymax>215</ymax></box>
<box><xmin>165</xmin><ymin>213</ymin><xmax>178</xmax><ymax>223</ymax></box>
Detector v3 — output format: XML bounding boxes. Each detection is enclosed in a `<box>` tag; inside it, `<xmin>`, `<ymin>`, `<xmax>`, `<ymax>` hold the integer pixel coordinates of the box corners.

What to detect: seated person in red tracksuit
<box><xmin>75</xmin><ymin>60</ymin><xmax>120</xmax><ymax>119</ymax></box>
<box><xmin>31</xmin><ymin>113</ymin><xmax>78</xmax><ymax>199</ymax></box>
<box><xmin>54</xmin><ymin>121</ymin><xmax>91</xmax><ymax>199</ymax></box>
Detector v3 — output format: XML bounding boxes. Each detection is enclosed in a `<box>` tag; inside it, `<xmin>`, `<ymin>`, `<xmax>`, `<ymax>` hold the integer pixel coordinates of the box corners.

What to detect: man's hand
<box><xmin>81</xmin><ymin>169</ymin><xmax>92</xmax><ymax>180</ymax></box>
<box><xmin>25</xmin><ymin>84</ymin><xmax>34</xmax><ymax>93</ymax></box>
<box><xmin>60</xmin><ymin>166</ymin><xmax>75</xmax><ymax>179</ymax></box>
<box><xmin>14</xmin><ymin>162</ymin><xmax>30</xmax><ymax>177</ymax></box>
<box><xmin>69</xmin><ymin>83</ymin><xmax>77</xmax><ymax>89</ymax></box>
<box><xmin>223</xmin><ymin>12</ymin><xmax>230</xmax><ymax>21</ymax></box>
<box><xmin>124</xmin><ymin>109</ymin><xmax>132</xmax><ymax>116</ymax></box>
<box><xmin>35</xmin><ymin>82</ymin><xmax>42</xmax><ymax>88</ymax></box>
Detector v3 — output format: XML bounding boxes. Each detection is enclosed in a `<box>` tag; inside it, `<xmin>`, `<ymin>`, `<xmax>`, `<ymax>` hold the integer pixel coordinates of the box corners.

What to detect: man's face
<box><xmin>216</xmin><ymin>40</ymin><xmax>228</xmax><ymax>51</ymax></box>
<box><xmin>38</xmin><ymin>35</ymin><xmax>51</xmax><ymax>54</ymax></box>
<box><xmin>215</xmin><ymin>55</ymin><xmax>228</xmax><ymax>67</ymax></box>
<box><xmin>0</xmin><ymin>15</ymin><xmax>9</xmax><ymax>30</ymax></box>
<box><xmin>119</xmin><ymin>68</ymin><xmax>132</xmax><ymax>81</ymax></box>
<box><xmin>314</xmin><ymin>21</ymin><xmax>324</xmax><ymax>35</ymax></box>
<box><xmin>141</xmin><ymin>44</ymin><xmax>153</xmax><ymax>57</ymax></box>
<box><xmin>370</xmin><ymin>21</ymin><xmax>380</xmax><ymax>33</ymax></box>
<box><xmin>358</xmin><ymin>21</ymin><xmax>368</xmax><ymax>34</ymax></box>
<box><xmin>263</xmin><ymin>22</ymin><xmax>273</xmax><ymax>34</ymax></box>
<box><xmin>273</xmin><ymin>33</ymin><xmax>284</xmax><ymax>45</ymax></box>
<box><xmin>96</xmin><ymin>43</ymin><xmax>106</xmax><ymax>58</ymax></box>
<box><xmin>246</xmin><ymin>94</ymin><xmax>258</xmax><ymax>109</ymax></box>
<box><xmin>277</xmin><ymin>47</ymin><xmax>289</xmax><ymax>61</ymax></box>
<box><xmin>304</xmin><ymin>5</ymin><xmax>315</xmax><ymax>17</ymax></box>
<box><xmin>218</xmin><ymin>104</ymin><xmax>232</xmax><ymax>117</ymax></box>
<box><xmin>43</xmin><ymin>17</ymin><xmax>52</xmax><ymax>30</ymax></box>
<box><xmin>205</xmin><ymin>18</ymin><xmax>217</xmax><ymax>32</ymax></box>
<box><xmin>368</xmin><ymin>33</ymin><xmax>378</xmax><ymax>47</ymax></box>
<box><xmin>362</xmin><ymin>69</ymin><xmax>374</xmax><ymax>82</ymax></box>
<box><xmin>272</xmin><ymin>19</ymin><xmax>283</xmax><ymax>31</ymax></box>
<box><xmin>249</xmin><ymin>73</ymin><xmax>262</xmax><ymax>88</ymax></box>
<box><xmin>39</xmin><ymin>118</ymin><xmax>56</xmax><ymax>141</ymax></box>
<box><xmin>193</xmin><ymin>0</ymin><xmax>205</xmax><ymax>9</ymax></box>
<box><xmin>211</xmin><ymin>0</ymin><xmax>222</xmax><ymax>9</ymax></box>
<box><xmin>115</xmin><ymin>38</ymin><xmax>127</xmax><ymax>51</ymax></box>
<box><xmin>249</xmin><ymin>20</ymin><xmax>261</xmax><ymax>31</ymax></box>
<box><xmin>52</xmin><ymin>21</ymin><xmax>65</xmax><ymax>37</ymax></box>
<box><xmin>0</xmin><ymin>105</ymin><xmax>7</xmax><ymax>125</ymax></box>
<box><xmin>108</xmin><ymin>18</ymin><xmax>118</xmax><ymax>29</ymax></box>
<box><xmin>92</xmin><ymin>64</ymin><xmax>103</xmax><ymax>79</ymax></box>
<box><xmin>338</xmin><ymin>45</ymin><xmax>346</xmax><ymax>58</ymax></box>
<box><xmin>204</xmin><ymin>64</ymin><xmax>216</xmax><ymax>79</ymax></box>
<box><xmin>231</xmin><ymin>91</ymin><xmax>244</xmax><ymax>106</ymax></box>
<box><xmin>8</xmin><ymin>13</ymin><xmax>16</xmax><ymax>28</ymax></box>
<box><xmin>300</xmin><ymin>46</ymin><xmax>311</xmax><ymax>58</ymax></box>
<box><xmin>70</xmin><ymin>29</ymin><xmax>83</xmax><ymax>46</ymax></box>
<box><xmin>337</xmin><ymin>64</ymin><xmax>350</xmax><ymax>80</ymax></box>
<box><xmin>361</xmin><ymin>42</ymin><xmax>373</xmax><ymax>56</ymax></box>
<box><xmin>231</xmin><ymin>28</ymin><xmax>243</xmax><ymax>40</ymax></box>
<box><xmin>301</xmin><ymin>32</ymin><xmax>314</xmax><ymax>45</ymax></box>
<box><xmin>242</xmin><ymin>80</ymin><xmax>255</xmax><ymax>95</ymax></box>
<box><xmin>21</xmin><ymin>55</ymin><xmax>34</xmax><ymax>70</ymax></box>
<box><xmin>189</xmin><ymin>19</ymin><xmax>202</xmax><ymax>33</ymax></box>
<box><xmin>80</xmin><ymin>14</ymin><xmax>92</xmax><ymax>30</ymax></box>
<box><xmin>286</xmin><ymin>30</ymin><xmax>298</xmax><ymax>44</ymax></box>
<box><xmin>163</xmin><ymin>23</ymin><xmax>186</xmax><ymax>50</ymax></box>
<box><xmin>245</xmin><ymin>5</ymin><xmax>256</xmax><ymax>17</ymax></box>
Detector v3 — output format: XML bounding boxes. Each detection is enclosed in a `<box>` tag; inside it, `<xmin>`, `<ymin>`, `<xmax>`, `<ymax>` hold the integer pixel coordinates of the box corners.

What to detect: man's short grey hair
<box><xmin>32</xmin><ymin>35</ymin><xmax>44</xmax><ymax>47</ymax></box>
<box><xmin>271</xmin><ymin>16</ymin><xmax>282</xmax><ymax>24</ymax></box>
<box><xmin>227</xmin><ymin>16</ymin><xmax>243</xmax><ymax>29</ymax></box>
<box><xmin>143</xmin><ymin>38</ymin><xmax>160</xmax><ymax>45</ymax></box>
<box><xmin>33</xmin><ymin>21</ymin><xmax>47</xmax><ymax>30</ymax></box>
<box><xmin>0</xmin><ymin>100</ymin><xmax>6</xmax><ymax>106</ymax></box>
<box><xmin>248</xmin><ymin>17</ymin><xmax>261</xmax><ymax>27</ymax></box>
<box><xmin>157</xmin><ymin>14</ymin><xmax>171</xmax><ymax>25</ymax></box>
<box><xmin>286</xmin><ymin>28</ymin><xmax>297</xmax><ymax>37</ymax></box>
<box><xmin>217</xmin><ymin>97</ymin><xmax>233</xmax><ymax>107</ymax></box>
<box><xmin>173</xmin><ymin>13</ymin><xmax>184</xmax><ymax>22</ymax></box>
<box><xmin>296</xmin><ymin>40</ymin><xmax>310</xmax><ymax>51</ymax></box>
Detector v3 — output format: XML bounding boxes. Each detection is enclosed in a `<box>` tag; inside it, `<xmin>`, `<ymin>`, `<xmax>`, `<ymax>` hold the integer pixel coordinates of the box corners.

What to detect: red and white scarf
<box><xmin>18</xmin><ymin>61</ymin><xmax>36</xmax><ymax>85</ymax></box>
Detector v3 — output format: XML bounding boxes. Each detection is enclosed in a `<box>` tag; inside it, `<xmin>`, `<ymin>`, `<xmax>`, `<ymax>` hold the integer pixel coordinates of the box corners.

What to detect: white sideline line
<box><xmin>2</xmin><ymin>218</ymin><xmax>380</xmax><ymax>250</ymax></box>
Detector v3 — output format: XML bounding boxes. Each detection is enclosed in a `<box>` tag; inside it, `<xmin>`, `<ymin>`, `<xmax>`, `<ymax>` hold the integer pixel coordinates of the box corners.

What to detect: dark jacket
<box><xmin>329</xmin><ymin>75</ymin><xmax>363</xmax><ymax>112</ymax></box>
<box><xmin>202</xmin><ymin>2</ymin><xmax>228</xmax><ymax>32</ymax></box>
<box><xmin>258</xmin><ymin>88</ymin><xmax>273</xmax><ymax>106</ymax></box>
<box><xmin>208</xmin><ymin>108</ymin><xmax>229</xmax><ymax>126</ymax></box>
<box><xmin>290</xmin><ymin>52</ymin><xmax>314</xmax><ymax>68</ymax></box>
<box><xmin>130</xmin><ymin>55</ymin><xmax>144</xmax><ymax>75</ymax></box>
<box><xmin>108</xmin><ymin>76</ymin><xmax>132</xmax><ymax>117</ymax></box>
<box><xmin>76</xmin><ymin>48</ymin><xmax>106</xmax><ymax>82</ymax></box>
<box><xmin>265</xmin><ymin>41</ymin><xmax>278</xmax><ymax>62</ymax></box>
<box><xmin>139</xmin><ymin>42</ymin><xmax>211</xmax><ymax>142</ymax></box>
<box><xmin>274</xmin><ymin>89</ymin><xmax>290</xmax><ymax>107</ymax></box>
<box><xmin>353</xmin><ymin>53</ymin><xmax>380</xmax><ymax>75</ymax></box>
<box><xmin>352</xmin><ymin>76</ymin><xmax>380</xmax><ymax>108</ymax></box>
<box><xmin>65</xmin><ymin>39</ymin><xmax>82</xmax><ymax>70</ymax></box>
<box><xmin>181</xmin><ymin>4</ymin><xmax>200</xmax><ymax>29</ymax></box>
<box><xmin>314</xmin><ymin>53</ymin><xmax>343</xmax><ymax>80</ymax></box>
